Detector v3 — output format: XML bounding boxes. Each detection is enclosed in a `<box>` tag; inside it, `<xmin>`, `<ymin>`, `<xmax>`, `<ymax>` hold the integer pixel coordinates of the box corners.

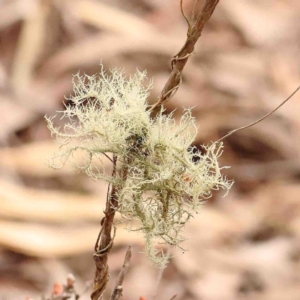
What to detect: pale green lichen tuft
<box><xmin>45</xmin><ymin>66</ymin><xmax>233</xmax><ymax>268</ymax></box>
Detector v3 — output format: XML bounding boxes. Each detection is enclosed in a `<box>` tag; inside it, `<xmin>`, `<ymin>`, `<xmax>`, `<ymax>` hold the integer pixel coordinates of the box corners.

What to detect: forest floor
<box><xmin>0</xmin><ymin>1</ymin><xmax>300</xmax><ymax>299</ymax></box>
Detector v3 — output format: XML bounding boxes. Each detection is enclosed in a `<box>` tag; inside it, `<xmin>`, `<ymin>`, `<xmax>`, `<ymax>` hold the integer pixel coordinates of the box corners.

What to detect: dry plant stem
<box><xmin>216</xmin><ymin>84</ymin><xmax>300</xmax><ymax>142</ymax></box>
<box><xmin>91</xmin><ymin>155</ymin><xmax>119</xmax><ymax>300</ymax></box>
<box><xmin>149</xmin><ymin>0</ymin><xmax>219</xmax><ymax>112</ymax></box>
<box><xmin>110</xmin><ymin>246</ymin><xmax>132</xmax><ymax>300</ymax></box>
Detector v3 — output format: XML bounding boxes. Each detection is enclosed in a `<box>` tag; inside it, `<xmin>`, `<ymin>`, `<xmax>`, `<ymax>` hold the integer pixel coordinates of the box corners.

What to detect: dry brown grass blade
<box><xmin>0</xmin><ymin>0</ymin><xmax>29</xmax><ymax>29</ymax></box>
<box><xmin>68</xmin><ymin>0</ymin><xmax>155</xmax><ymax>37</ymax></box>
<box><xmin>0</xmin><ymin>141</ymin><xmax>111</xmax><ymax>177</ymax></box>
<box><xmin>0</xmin><ymin>141</ymin><xmax>69</xmax><ymax>176</ymax></box>
<box><xmin>221</xmin><ymin>0</ymin><xmax>291</xmax><ymax>46</ymax></box>
<box><xmin>0</xmin><ymin>179</ymin><xmax>105</xmax><ymax>223</ymax></box>
<box><xmin>227</xmin><ymin>159</ymin><xmax>300</xmax><ymax>181</ymax></box>
<box><xmin>0</xmin><ymin>221</ymin><xmax>142</xmax><ymax>257</ymax></box>
<box><xmin>0</xmin><ymin>95</ymin><xmax>36</xmax><ymax>139</ymax></box>
<box><xmin>11</xmin><ymin>0</ymin><xmax>52</xmax><ymax>95</ymax></box>
<box><xmin>40</xmin><ymin>33</ymin><xmax>182</xmax><ymax>78</ymax></box>
<box><xmin>0</xmin><ymin>221</ymin><xmax>101</xmax><ymax>257</ymax></box>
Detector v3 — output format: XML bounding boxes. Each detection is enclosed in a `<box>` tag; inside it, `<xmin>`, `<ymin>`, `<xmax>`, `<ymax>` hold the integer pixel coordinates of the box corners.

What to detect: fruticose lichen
<box><xmin>45</xmin><ymin>66</ymin><xmax>232</xmax><ymax>268</ymax></box>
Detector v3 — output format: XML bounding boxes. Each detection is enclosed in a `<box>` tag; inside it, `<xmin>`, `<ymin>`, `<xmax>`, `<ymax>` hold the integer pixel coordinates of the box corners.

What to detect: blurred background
<box><xmin>1</xmin><ymin>0</ymin><xmax>300</xmax><ymax>299</ymax></box>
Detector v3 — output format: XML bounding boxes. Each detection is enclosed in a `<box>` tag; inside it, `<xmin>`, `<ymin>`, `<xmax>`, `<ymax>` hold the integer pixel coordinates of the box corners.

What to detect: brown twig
<box><xmin>110</xmin><ymin>246</ymin><xmax>133</xmax><ymax>300</ymax></box>
<box><xmin>149</xmin><ymin>0</ymin><xmax>219</xmax><ymax>112</ymax></box>
<box><xmin>91</xmin><ymin>155</ymin><xmax>119</xmax><ymax>300</ymax></box>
